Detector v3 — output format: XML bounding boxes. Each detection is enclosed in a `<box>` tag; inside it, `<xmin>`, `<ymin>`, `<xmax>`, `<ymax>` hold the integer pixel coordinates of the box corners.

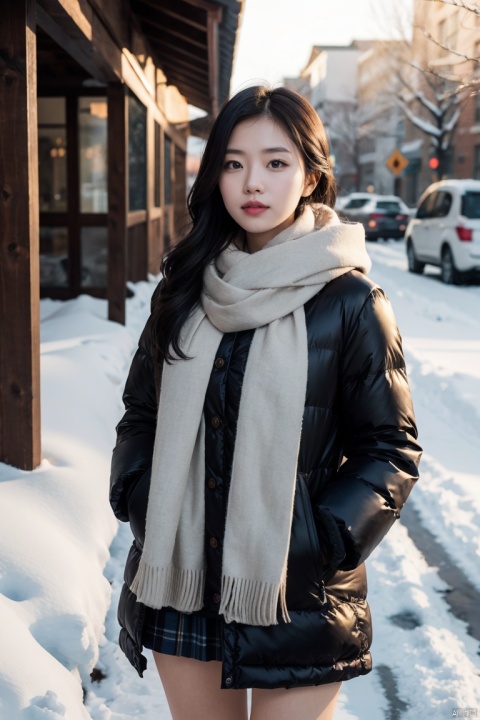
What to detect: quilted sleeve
<box><xmin>316</xmin><ymin>287</ymin><xmax>422</xmax><ymax>570</ymax></box>
<box><xmin>109</xmin><ymin>284</ymin><xmax>162</xmax><ymax>522</ymax></box>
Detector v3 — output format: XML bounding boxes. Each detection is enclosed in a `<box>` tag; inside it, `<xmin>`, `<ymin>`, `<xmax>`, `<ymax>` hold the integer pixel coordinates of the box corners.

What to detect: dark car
<box><xmin>341</xmin><ymin>195</ymin><xmax>411</xmax><ymax>241</ymax></box>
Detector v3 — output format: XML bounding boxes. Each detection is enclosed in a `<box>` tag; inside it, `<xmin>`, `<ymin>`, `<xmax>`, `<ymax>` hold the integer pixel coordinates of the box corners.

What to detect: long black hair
<box><xmin>152</xmin><ymin>85</ymin><xmax>337</xmax><ymax>363</ymax></box>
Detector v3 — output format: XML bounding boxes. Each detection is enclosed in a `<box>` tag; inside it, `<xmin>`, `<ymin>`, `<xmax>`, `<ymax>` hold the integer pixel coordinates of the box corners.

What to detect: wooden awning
<box><xmin>130</xmin><ymin>0</ymin><xmax>242</xmax><ymax>113</ymax></box>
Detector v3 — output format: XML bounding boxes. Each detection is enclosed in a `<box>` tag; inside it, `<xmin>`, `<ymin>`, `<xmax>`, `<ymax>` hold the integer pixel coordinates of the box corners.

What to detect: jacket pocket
<box><xmin>297</xmin><ymin>474</ymin><xmax>324</xmax><ymax>586</ymax></box>
<box><xmin>284</xmin><ymin>474</ymin><xmax>326</xmax><ymax>610</ymax></box>
<box><xmin>127</xmin><ymin>467</ymin><xmax>151</xmax><ymax>549</ymax></box>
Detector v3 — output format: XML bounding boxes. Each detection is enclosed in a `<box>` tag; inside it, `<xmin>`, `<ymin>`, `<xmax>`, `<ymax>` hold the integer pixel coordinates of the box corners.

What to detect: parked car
<box><xmin>405</xmin><ymin>179</ymin><xmax>480</xmax><ymax>284</ymax></box>
<box><xmin>339</xmin><ymin>194</ymin><xmax>410</xmax><ymax>241</ymax></box>
<box><xmin>335</xmin><ymin>192</ymin><xmax>376</xmax><ymax>216</ymax></box>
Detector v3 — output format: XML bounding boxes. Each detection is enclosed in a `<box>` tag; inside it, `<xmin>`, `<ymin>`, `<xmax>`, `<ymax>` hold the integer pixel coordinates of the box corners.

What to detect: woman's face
<box><xmin>218</xmin><ymin>116</ymin><xmax>317</xmax><ymax>252</ymax></box>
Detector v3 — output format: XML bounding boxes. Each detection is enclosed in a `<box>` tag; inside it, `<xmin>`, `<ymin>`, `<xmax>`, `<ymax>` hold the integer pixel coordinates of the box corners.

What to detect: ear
<box><xmin>302</xmin><ymin>172</ymin><xmax>320</xmax><ymax>198</ymax></box>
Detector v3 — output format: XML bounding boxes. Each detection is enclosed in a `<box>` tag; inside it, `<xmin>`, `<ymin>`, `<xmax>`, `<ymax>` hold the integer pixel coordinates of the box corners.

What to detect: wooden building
<box><xmin>0</xmin><ymin>0</ymin><xmax>243</xmax><ymax>470</ymax></box>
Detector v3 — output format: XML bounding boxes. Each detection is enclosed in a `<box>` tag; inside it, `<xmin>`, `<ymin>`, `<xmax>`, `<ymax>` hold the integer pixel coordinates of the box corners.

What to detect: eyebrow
<box><xmin>224</xmin><ymin>147</ymin><xmax>292</xmax><ymax>155</ymax></box>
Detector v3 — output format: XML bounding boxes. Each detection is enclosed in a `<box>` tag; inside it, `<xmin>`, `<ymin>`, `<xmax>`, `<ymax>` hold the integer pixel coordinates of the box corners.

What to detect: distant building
<box><xmin>401</xmin><ymin>0</ymin><xmax>480</xmax><ymax>202</ymax></box>
<box><xmin>285</xmin><ymin>41</ymin><xmax>374</xmax><ymax>194</ymax></box>
<box><xmin>0</xmin><ymin>0</ymin><xmax>243</xmax><ymax>470</ymax></box>
<box><xmin>357</xmin><ymin>41</ymin><xmax>409</xmax><ymax>196</ymax></box>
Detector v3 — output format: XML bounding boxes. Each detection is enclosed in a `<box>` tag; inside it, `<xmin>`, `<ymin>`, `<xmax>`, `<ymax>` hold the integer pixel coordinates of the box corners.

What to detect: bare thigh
<box><xmin>152</xmin><ymin>651</ymin><xmax>248</xmax><ymax>720</ymax></box>
<box><xmin>251</xmin><ymin>681</ymin><xmax>342</xmax><ymax>720</ymax></box>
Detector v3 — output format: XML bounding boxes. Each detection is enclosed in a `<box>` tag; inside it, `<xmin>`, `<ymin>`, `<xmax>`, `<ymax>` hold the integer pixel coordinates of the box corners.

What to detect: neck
<box><xmin>245</xmin><ymin>211</ymin><xmax>298</xmax><ymax>254</ymax></box>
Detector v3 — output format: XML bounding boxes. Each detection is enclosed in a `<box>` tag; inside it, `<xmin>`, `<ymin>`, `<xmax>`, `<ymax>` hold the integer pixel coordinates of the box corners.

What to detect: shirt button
<box><xmin>225</xmin><ymin>676</ymin><xmax>233</xmax><ymax>686</ymax></box>
<box><xmin>213</xmin><ymin>593</ymin><xmax>221</xmax><ymax>604</ymax></box>
<box><xmin>214</xmin><ymin>357</ymin><xmax>225</xmax><ymax>369</ymax></box>
<box><xmin>207</xmin><ymin>477</ymin><xmax>216</xmax><ymax>489</ymax></box>
<box><xmin>211</xmin><ymin>416</ymin><xmax>221</xmax><ymax>428</ymax></box>
<box><xmin>209</xmin><ymin>537</ymin><xmax>218</xmax><ymax>549</ymax></box>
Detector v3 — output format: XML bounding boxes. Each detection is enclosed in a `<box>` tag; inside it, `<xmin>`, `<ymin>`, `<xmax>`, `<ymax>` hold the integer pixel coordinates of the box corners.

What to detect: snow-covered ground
<box><xmin>1</xmin><ymin>241</ymin><xmax>479</xmax><ymax>719</ymax></box>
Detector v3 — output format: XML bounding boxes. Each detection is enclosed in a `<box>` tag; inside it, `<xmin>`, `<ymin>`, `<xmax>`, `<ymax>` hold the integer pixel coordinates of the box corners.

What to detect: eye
<box><xmin>223</xmin><ymin>160</ymin><xmax>242</xmax><ymax>170</ymax></box>
<box><xmin>268</xmin><ymin>159</ymin><xmax>287</xmax><ymax>169</ymax></box>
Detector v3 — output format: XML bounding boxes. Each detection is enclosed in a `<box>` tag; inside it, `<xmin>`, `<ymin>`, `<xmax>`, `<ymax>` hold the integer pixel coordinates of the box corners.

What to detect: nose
<box><xmin>244</xmin><ymin>167</ymin><xmax>264</xmax><ymax>194</ymax></box>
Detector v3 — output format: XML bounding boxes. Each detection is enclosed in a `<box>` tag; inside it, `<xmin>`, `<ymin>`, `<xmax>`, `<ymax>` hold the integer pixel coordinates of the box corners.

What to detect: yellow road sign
<box><xmin>386</xmin><ymin>149</ymin><xmax>409</xmax><ymax>176</ymax></box>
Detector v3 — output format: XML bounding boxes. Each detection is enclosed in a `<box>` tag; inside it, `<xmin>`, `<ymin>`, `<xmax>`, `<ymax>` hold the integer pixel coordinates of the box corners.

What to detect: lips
<box><xmin>241</xmin><ymin>202</ymin><xmax>269</xmax><ymax>216</ymax></box>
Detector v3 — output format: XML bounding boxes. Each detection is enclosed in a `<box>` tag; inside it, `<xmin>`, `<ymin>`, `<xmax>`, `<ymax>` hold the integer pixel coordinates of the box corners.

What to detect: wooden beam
<box><xmin>0</xmin><ymin>0</ymin><xmax>41</xmax><ymax>469</ymax></box>
<box><xmin>36</xmin><ymin>0</ymin><xmax>120</xmax><ymax>82</ymax></box>
<box><xmin>154</xmin><ymin>52</ymin><xmax>209</xmax><ymax>86</ymax></box>
<box><xmin>137</xmin><ymin>0</ymin><xmax>207</xmax><ymax>33</ymax></box>
<box><xmin>159</xmin><ymin>63</ymin><xmax>209</xmax><ymax>92</ymax></box>
<box><xmin>140</xmin><ymin>20</ymin><xmax>208</xmax><ymax>52</ymax></box>
<box><xmin>133</xmin><ymin>6</ymin><xmax>207</xmax><ymax>47</ymax></box>
<box><xmin>177</xmin><ymin>87</ymin><xmax>210</xmax><ymax>112</ymax></box>
<box><xmin>127</xmin><ymin>210</ymin><xmax>147</xmax><ymax>227</ymax></box>
<box><xmin>107</xmin><ymin>83</ymin><xmax>127</xmax><ymax>324</ymax></box>
<box><xmin>207</xmin><ymin>10</ymin><xmax>219</xmax><ymax>116</ymax></box>
<box><xmin>85</xmin><ymin>0</ymin><xmax>130</xmax><ymax>50</ymax></box>
<box><xmin>144</xmin><ymin>35</ymin><xmax>209</xmax><ymax>68</ymax></box>
<box><xmin>185</xmin><ymin>0</ymin><xmax>222</xmax><ymax>20</ymax></box>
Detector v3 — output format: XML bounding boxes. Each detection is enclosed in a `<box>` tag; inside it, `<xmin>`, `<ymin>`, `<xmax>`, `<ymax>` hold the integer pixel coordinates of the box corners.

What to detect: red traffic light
<box><xmin>429</xmin><ymin>157</ymin><xmax>439</xmax><ymax>170</ymax></box>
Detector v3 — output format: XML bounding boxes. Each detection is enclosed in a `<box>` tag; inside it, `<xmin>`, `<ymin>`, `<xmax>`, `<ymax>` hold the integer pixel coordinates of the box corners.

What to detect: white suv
<box><xmin>405</xmin><ymin>179</ymin><xmax>480</xmax><ymax>284</ymax></box>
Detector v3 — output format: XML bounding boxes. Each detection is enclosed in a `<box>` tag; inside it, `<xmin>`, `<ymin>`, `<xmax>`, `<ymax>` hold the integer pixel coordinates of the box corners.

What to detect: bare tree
<box><xmin>321</xmin><ymin>102</ymin><xmax>362</xmax><ymax>192</ymax></box>
<box><xmin>422</xmin><ymin>0</ymin><xmax>480</xmax><ymax>90</ymax></box>
<box><xmin>425</xmin><ymin>0</ymin><xmax>479</xmax><ymax>16</ymax></box>
<box><xmin>397</xmin><ymin>74</ymin><xmax>462</xmax><ymax>177</ymax></box>
<box><xmin>370</xmin><ymin>0</ymin><xmax>478</xmax><ymax>177</ymax></box>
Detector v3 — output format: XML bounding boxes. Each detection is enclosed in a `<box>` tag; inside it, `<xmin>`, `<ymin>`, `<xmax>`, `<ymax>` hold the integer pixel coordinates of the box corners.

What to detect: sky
<box><xmin>230</xmin><ymin>0</ymin><xmax>413</xmax><ymax>91</ymax></box>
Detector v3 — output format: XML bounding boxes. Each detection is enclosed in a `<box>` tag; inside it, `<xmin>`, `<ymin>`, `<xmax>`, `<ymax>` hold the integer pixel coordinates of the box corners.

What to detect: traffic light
<box><xmin>428</xmin><ymin>157</ymin><xmax>439</xmax><ymax>170</ymax></box>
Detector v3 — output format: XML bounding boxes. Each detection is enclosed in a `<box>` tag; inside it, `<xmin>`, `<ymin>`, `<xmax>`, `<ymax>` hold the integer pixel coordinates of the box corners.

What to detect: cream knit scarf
<box><xmin>130</xmin><ymin>204</ymin><xmax>371</xmax><ymax>626</ymax></box>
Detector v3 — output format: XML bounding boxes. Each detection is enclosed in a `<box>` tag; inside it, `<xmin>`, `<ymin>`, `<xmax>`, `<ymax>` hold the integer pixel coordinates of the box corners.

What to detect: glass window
<box><xmin>128</xmin><ymin>91</ymin><xmax>147</xmax><ymax>211</ymax></box>
<box><xmin>39</xmin><ymin>227</ymin><xmax>69</xmax><ymax>287</ymax></box>
<box><xmin>164</xmin><ymin>135</ymin><xmax>172</xmax><ymax>205</ymax></box>
<box><xmin>474</xmin><ymin>146</ymin><xmax>480</xmax><ymax>180</ymax></box>
<box><xmin>433</xmin><ymin>191</ymin><xmax>452</xmax><ymax>217</ymax></box>
<box><xmin>475</xmin><ymin>93</ymin><xmax>480</xmax><ymax>123</ymax></box>
<box><xmin>417</xmin><ymin>192</ymin><xmax>436</xmax><ymax>219</ymax></box>
<box><xmin>375</xmin><ymin>201</ymin><xmax>402</xmax><ymax>212</ymax></box>
<box><xmin>461</xmin><ymin>192</ymin><xmax>480</xmax><ymax>219</ymax></box>
<box><xmin>154</xmin><ymin>122</ymin><xmax>161</xmax><ymax>208</ymax></box>
<box><xmin>79</xmin><ymin>97</ymin><xmax>108</xmax><ymax>213</ymax></box>
<box><xmin>81</xmin><ymin>227</ymin><xmax>108</xmax><ymax>287</ymax></box>
<box><xmin>344</xmin><ymin>198</ymin><xmax>369</xmax><ymax>209</ymax></box>
<box><xmin>38</xmin><ymin>98</ymin><xmax>67</xmax><ymax>212</ymax></box>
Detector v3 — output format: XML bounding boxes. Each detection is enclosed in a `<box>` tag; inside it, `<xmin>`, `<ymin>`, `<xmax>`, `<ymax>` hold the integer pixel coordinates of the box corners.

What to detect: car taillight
<box><xmin>456</xmin><ymin>226</ymin><xmax>473</xmax><ymax>241</ymax></box>
<box><xmin>368</xmin><ymin>212</ymin><xmax>383</xmax><ymax>229</ymax></box>
<box><xmin>395</xmin><ymin>214</ymin><xmax>408</xmax><ymax>221</ymax></box>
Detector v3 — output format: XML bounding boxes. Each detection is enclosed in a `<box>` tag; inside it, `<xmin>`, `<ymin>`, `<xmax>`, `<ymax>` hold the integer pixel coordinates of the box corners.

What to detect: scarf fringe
<box><xmin>219</xmin><ymin>575</ymin><xmax>291</xmax><ymax>626</ymax></box>
<box><xmin>130</xmin><ymin>559</ymin><xmax>206</xmax><ymax>612</ymax></box>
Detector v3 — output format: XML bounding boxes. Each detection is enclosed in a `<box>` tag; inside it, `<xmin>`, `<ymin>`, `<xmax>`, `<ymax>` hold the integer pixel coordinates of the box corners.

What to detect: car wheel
<box><xmin>407</xmin><ymin>239</ymin><xmax>425</xmax><ymax>274</ymax></box>
<box><xmin>440</xmin><ymin>246</ymin><xmax>462</xmax><ymax>285</ymax></box>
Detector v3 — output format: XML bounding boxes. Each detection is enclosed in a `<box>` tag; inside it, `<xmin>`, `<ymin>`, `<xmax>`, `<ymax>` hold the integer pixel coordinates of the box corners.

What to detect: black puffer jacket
<box><xmin>109</xmin><ymin>270</ymin><xmax>421</xmax><ymax>689</ymax></box>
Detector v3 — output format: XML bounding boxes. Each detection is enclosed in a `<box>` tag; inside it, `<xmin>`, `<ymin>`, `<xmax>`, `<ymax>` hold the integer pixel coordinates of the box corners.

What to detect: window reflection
<box><xmin>128</xmin><ymin>91</ymin><xmax>147</xmax><ymax>211</ymax></box>
<box><xmin>164</xmin><ymin>135</ymin><xmax>172</xmax><ymax>205</ymax></box>
<box><xmin>79</xmin><ymin>97</ymin><xmax>108</xmax><ymax>213</ymax></box>
<box><xmin>154</xmin><ymin>122</ymin><xmax>161</xmax><ymax>208</ymax></box>
<box><xmin>38</xmin><ymin>98</ymin><xmax>67</xmax><ymax>212</ymax></box>
<box><xmin>40</xmin><ymin>227</ymin><xmax>69</xmax><ymax>287</ymax></box>
<box><xmin>81</xmin><ymin>227</ymin><xmax>108</xmax><ymax>287</ymax></box>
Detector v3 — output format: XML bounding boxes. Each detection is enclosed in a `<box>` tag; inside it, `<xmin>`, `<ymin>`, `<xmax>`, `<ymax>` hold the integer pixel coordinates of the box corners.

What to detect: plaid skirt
<box><xmin>142</xmin><ymin>605</ymin><xmax>223</xmax><ymax>662</ymax></box>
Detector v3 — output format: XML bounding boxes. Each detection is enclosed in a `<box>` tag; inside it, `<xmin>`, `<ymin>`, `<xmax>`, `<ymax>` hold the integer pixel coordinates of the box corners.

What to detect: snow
<box><xmin>0</xmin><ymin>283</ymin><xmax>158</xmax><ymax>720</ymax></box>
<box><xmin>1</xmin><ymin>244</ymin><xmax>480</xmax><ymax>718</ymax></box>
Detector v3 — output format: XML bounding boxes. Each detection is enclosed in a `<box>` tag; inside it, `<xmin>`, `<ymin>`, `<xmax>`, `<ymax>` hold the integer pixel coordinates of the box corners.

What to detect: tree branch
<box><xmin>422</xmin><ymin>29</ymin><xmax>479</xmax><ymax>64</ymax></box>
<box><xmin>424</xmin><ymin>0</ymin><xmax>480</xmax><ymax>14</ymax></box>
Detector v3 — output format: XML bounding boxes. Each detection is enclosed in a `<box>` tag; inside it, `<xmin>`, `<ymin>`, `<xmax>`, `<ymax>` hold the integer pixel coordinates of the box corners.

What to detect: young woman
<box><xmin>109</xmin><ymin>85</ymin><xmax>421</xmax><ymax>720</ymax></box>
